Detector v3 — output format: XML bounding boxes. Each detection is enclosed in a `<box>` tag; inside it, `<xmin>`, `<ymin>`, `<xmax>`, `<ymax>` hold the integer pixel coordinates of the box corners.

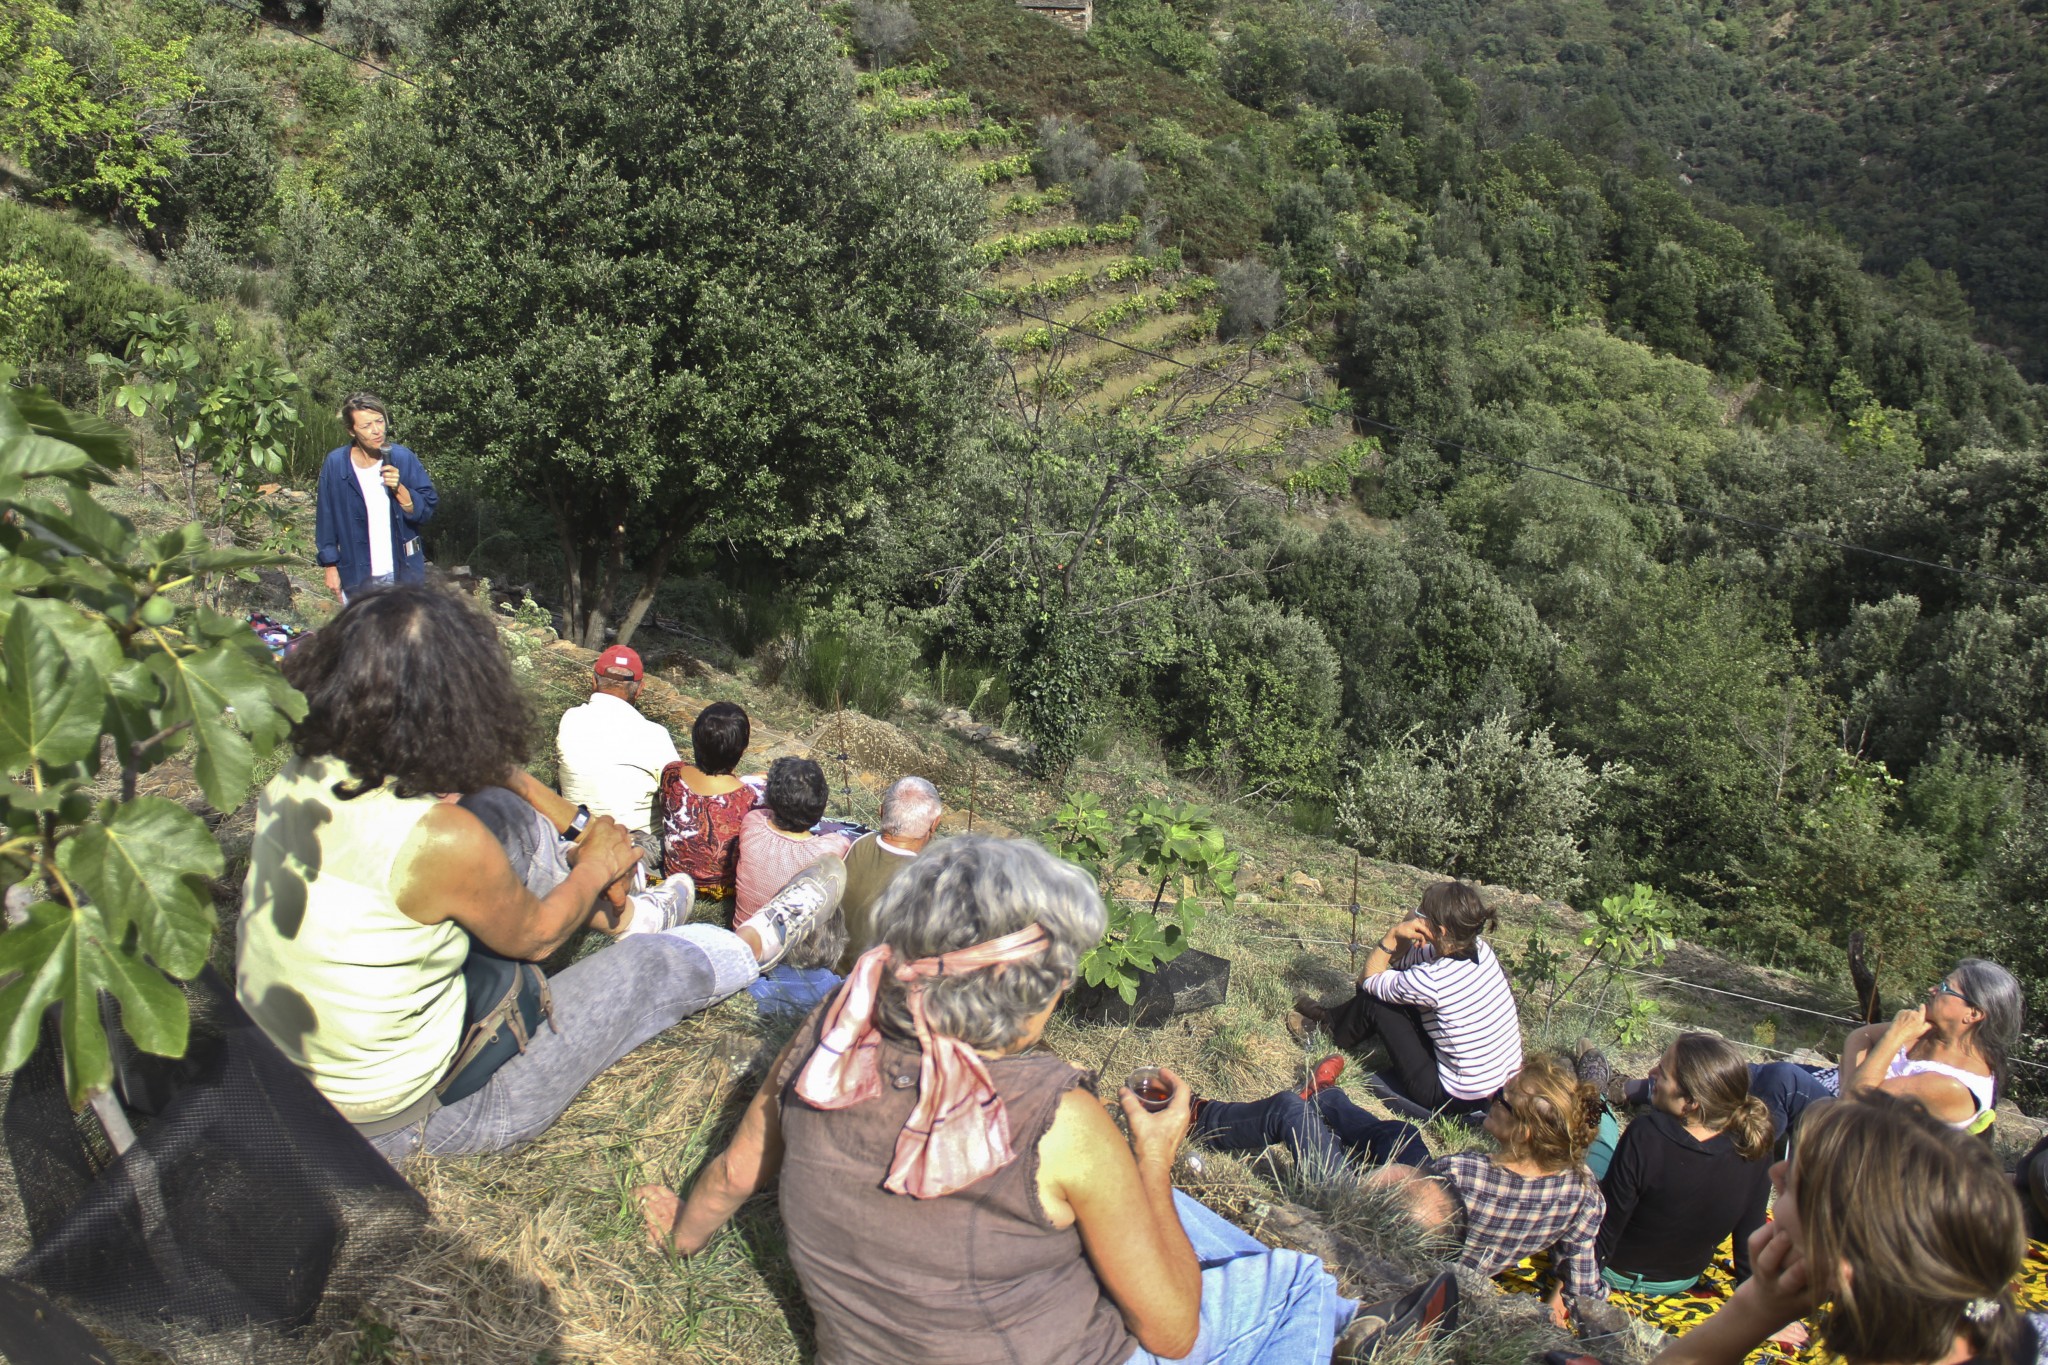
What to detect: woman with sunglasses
<box><xmin>1747</xmin><ymin>957</ymin><xmax>2022</xmax><ymax>1141</ymax></box>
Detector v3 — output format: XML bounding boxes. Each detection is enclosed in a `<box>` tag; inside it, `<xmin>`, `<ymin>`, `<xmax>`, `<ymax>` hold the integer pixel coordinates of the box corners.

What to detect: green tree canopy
<box><xmin>345</xmin><ymin>0</ymin><xmax>987</xmax><ymax>646</ymax></box>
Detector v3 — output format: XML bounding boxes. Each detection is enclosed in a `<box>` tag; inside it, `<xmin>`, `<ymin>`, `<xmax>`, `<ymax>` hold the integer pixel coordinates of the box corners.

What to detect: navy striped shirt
<box><xmin>1361</xmin><ymin>940</ymin><xmax>1521</xmax><ymax>1099</ymax></box>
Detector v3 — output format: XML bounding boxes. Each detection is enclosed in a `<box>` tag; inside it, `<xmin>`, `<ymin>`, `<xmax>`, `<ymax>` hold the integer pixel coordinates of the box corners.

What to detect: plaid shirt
<box><xmin>1431</xmin><ymin>1152</ymin><xmax>1607</xmax><ymax>1301</ymax></box>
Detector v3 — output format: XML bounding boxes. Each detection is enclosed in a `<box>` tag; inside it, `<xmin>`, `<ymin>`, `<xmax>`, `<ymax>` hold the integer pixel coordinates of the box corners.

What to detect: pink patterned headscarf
<box><xmin>793</xmin><ymin>923</ymin><xmax>1053</xmax><ymax>1199</ymax></box>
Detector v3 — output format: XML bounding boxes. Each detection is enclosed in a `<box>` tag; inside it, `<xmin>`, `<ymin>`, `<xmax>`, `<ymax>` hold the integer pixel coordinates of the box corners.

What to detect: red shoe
<box><xmin>1299</xmin><ymin>1053</ymin><xmax>1345</xmax><ymax>1100</ymax></box>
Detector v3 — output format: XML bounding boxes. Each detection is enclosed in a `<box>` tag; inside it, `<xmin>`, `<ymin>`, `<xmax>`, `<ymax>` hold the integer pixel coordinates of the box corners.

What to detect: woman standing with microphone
<box><xmin>316</xmin><ymin>392</ymin><xmax>438</xmax><ymax>602</ymax></box>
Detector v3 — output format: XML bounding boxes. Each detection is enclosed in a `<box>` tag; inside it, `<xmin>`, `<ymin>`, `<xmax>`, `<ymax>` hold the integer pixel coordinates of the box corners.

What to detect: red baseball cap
<box><xmin>595</xmin><ymin>645</ymin><xmax>643</xmax><ymax>682</ymax></box>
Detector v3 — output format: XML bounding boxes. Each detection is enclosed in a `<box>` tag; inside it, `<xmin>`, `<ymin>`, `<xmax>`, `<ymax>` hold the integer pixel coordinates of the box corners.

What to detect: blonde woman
<box><xmin>1653</xmin><ymin>1090</ymin><xmax>2048</xmax><ymax>1365</ymax></box>
<box><xmin>1379</xmin><ymin>1054</ymin><xmax>1608</xmax><ymax>1330</ymax></box>
<box><xmin>1597</xmin><ymin>1034</ymin><xmax>1773</xmax><ymax>1296</ymax></box>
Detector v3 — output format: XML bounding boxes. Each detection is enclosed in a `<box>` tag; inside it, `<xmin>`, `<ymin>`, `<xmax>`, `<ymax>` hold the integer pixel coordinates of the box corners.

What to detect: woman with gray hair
<box><xmin>633</xmin><ymin>835</ymin><xmax>1451</xmax><ymax>1364</ymax></box>
<box><xmin>1746</xmin><ymin>957</ymin><xmax>2022</xmax><ymax>1139</ymax></box>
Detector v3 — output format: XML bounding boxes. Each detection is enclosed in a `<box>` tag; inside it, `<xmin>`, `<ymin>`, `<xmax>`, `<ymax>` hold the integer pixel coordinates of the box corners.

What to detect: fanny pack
<box><xmin>436</xmin><ymin>945</ymin><xmax>556</xmax><ymax>1106</ymax></box>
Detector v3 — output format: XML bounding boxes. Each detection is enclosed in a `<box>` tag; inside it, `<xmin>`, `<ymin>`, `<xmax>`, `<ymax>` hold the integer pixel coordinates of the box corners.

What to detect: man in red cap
<box><xmin>556</xmin><ymin>645</ymin><xmax>680</xmax><ymax>846</ymax></box>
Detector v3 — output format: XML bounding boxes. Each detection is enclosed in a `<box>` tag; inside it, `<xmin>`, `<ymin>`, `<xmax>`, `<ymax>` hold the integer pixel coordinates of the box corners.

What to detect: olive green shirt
<box><xmin>835</xmin><ymin>831</ymin><xmax>919</xmax><ymax>972</ymax></box>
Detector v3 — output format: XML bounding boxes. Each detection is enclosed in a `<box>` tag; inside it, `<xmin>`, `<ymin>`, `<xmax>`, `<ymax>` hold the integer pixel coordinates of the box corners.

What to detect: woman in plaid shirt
<box><xmin>1379</xmin><ymin>1055</ymin><xmax>1609</xmax><ymax>1329</ymax></box>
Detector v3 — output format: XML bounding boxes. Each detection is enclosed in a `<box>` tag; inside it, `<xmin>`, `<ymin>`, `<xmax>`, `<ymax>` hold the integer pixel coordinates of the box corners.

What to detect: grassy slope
<box><xmin>111</xmin><ymin>474</ymin><xmax>1864</xmax><ymax>1365</ymax></box>
<box><xmin>908</xmin><ymin>0</ymin><xmax>1274</xmax><ymax>262</ymax></box>
<box><xmin>872</xmin><ymin>38</ymin><xmax>1350</xmax><ymax>494</ymax></box>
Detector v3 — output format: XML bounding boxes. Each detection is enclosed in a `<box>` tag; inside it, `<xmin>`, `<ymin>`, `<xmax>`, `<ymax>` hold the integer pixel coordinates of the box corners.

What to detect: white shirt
<box><xmin>556</xmin><ymin>691</ymin><xmax>680</xmax><ymax>831</ymax></box>
<box><xmin>1361</xmin><ymin>940</ymin><xmax>1522</xmax><ymax>1099</ymax></box>
<box><xmin>353</xmin><ymin>458</ymin><xmax>395</xmax><ymax>578</ymax></box>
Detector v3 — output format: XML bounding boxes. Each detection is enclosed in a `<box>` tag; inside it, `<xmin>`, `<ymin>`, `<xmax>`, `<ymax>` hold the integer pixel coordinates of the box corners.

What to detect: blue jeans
<box><xmin>369</xmin><ymin>791</ymin><xmax>760</xmax><ymax>1161</ymax></box>
<box><xmin>748</xmin><ymin>964</ymin><xmax>841</xmax><ymax>1017</ymax></box>
<box><xmin>1748</xmin><ymin>1062</ymin><xmax>1838</xmax><ymax>1140</ymax></box>
<box><xmin>1192</xmin><ymin>1089</ymin><xmax>1429</xmax><ymax>1177</ymax></box>
<box><xmin>1126</xmin><ymin>1191</ymin><xmax>1357</xmax><ymax>1364</ymax></box>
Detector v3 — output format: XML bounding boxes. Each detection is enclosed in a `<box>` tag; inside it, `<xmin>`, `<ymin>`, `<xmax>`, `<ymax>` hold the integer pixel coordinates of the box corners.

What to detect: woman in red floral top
<box><xmin>657</xmin><ymin>702</ymin><xmax>759</xmax><ymax>899</ymax></box>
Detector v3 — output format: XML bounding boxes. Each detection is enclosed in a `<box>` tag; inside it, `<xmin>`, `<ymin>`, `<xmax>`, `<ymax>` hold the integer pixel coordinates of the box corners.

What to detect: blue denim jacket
<box><xmin>314</xmin><ymin>443</ymin><xmax>438</xmax><ymax>592</ymax></box>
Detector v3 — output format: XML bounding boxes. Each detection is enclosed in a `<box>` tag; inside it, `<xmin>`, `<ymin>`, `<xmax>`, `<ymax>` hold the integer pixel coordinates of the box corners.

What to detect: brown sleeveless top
<box><xmin>773</xmin><ymin>1005</ymin><xmax>1138</xmax><ymax>1365</ymax></box>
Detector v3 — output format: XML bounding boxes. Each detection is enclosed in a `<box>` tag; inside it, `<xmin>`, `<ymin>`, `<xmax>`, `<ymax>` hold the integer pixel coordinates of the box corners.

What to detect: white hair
<box><xmin>870</xmin><ymin>835</ymin><xmax>1106</xmax><ymax>1052</ymax></box>
<box><xmin>879</xmin><ymin>775</ymin><xmax>943</xmax><ymax>839</ymax></box>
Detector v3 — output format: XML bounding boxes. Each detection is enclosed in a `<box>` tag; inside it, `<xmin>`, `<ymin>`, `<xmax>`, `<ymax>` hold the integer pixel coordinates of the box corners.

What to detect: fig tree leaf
<box><xmin>58</xmin><ymin>796</ymin><xmax>222</xmax><ymax>980</ymax></box>
<box><xmin>0</xmin><ymin>604</ymin><xmax>104</xmax><ymax>771</ymax></box>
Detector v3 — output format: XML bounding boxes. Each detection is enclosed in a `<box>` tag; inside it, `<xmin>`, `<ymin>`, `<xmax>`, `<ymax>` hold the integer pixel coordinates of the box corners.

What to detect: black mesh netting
<box><xmin>0</xmin><ymin>968</ymin><xmax>427</xmax><ymax>1363</ymax></box>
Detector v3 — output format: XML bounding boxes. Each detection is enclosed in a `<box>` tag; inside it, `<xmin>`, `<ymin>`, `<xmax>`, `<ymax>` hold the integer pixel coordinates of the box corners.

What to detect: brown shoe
<box><xmin>1285</xmin><ymin>1010</ymin><xmax>1313</xmax><ymax>1045</ymax></box>
<box><xmin>1294</xmin><ymin>994</ymin><xmax>1330</xmax><ymax>1023</ymax></box>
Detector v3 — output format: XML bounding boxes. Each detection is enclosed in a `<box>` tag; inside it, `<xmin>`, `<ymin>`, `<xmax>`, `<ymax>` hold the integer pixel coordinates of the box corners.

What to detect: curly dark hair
<box><xmin>284</xmin><ymin>583</ymin><xmax>531</xmax><ymax>799</ymax></box>
<box><xmin>692</xmin><ymin>701</ymin><xmax>750</xmax><ymax>776</ymax></box>
<box><xmin>764</xmin><ymin>756</ymin><xmax>828</xmax><ymax>832</ymax></box>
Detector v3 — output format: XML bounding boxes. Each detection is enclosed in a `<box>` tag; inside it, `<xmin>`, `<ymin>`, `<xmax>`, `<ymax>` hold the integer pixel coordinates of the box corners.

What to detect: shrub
<box><xmin>0</xmin><ymin>383</ymin><xmax>303</xmax><ymax>1107</ymax></box>
<box><xmin>1167</xmin><ymin>597</ymin><xmax>1340</xmax><ymax>797</ymax></box>
<box><xmin>849</xmin><ymin>0</ymin><xmax>918</xmax><ymax>69</ymax></box>
<box><xmin>1033</xmin><ymin>116</ymin><xmax>1100</xmax><ymax>188</ymax></box>
<box><xmin>162</xmin><ymin>222</ymin><xmax>239</xmax><ymax>302</ymax></box>
<box><xmin>0</xmin><ymin>256</ymin><xmax>66</xmax><ymax>368</ymax></box>
<box><xmin>1075</xmin><ymin>153</ymin><xmax>1147</xmax><ymax>225</ymax></box>
<box><xmin>323</xmin><ymin>0</ymin><xmax>429</xmax><ymax>54</ymax></box>
<box><xmin>1215</xmin><ymin>257</ymin><xmax>1282</xmax><ymax>339</ymax></box>
<box><xmin>1337</xmin><ymin>713</ymin><xmax>1614</xmax><ymax>898</ymax></box>
<box><xmin>795</xmin><ymin>601</ymin><xmax>917</xmax><ymax>717</ymax></box>
<box><xmin>159</xmin><ymin>58</ymin><xmax>279</xmax><ymax>252</ymax></box>
<box><xmin>0</xmin><ymin>201</ymin><xmax>175</xmax><ymax>400</ymax></box>
<box><xmin>1043</xmin><ymin>794</ymin><xmax>1238</xmax><ymax>1005</ymax></box>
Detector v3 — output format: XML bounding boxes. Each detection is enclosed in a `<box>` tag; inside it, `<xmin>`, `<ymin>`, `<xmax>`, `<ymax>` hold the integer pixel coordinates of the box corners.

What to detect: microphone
<box><xmin>378</xmin><ymin>444</ymin><xmax>397</xmax><ymax>496</ymax></box>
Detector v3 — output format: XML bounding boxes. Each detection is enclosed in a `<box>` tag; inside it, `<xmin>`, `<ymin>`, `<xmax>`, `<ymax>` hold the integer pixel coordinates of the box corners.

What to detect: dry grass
<box><xmin>328</xmin><ymin>1010</ymin><xmax>813</xmax><ymax>1365</ymax></box>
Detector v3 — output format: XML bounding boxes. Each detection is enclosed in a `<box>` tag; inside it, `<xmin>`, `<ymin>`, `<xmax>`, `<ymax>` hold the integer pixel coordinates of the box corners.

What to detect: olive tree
<box><xmin>345</xmin><ymin>0</ymin><xmax>985</xmax><ymax>647</ymax></box>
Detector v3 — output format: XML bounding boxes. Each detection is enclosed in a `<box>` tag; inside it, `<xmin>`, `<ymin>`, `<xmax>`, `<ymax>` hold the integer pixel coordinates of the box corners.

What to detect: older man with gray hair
<box><xmin>835</xmin><ymin>776</ymin><xmax>943</xmax><ymax>972</ymax></box>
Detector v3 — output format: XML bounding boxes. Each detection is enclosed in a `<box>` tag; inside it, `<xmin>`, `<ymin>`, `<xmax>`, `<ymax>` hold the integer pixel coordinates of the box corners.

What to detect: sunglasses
<box><xmin>1929</xmin><ymin>979</ymin><xmax>1975</xmax><ymax>1007</ymax></box>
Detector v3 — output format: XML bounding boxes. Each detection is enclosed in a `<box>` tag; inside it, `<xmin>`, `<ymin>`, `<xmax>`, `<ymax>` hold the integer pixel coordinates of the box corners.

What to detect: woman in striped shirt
<box><xmin>1299</xmin><ymin>881</ymin><xmax>1522</xmax><ymax>1120</ymax></box>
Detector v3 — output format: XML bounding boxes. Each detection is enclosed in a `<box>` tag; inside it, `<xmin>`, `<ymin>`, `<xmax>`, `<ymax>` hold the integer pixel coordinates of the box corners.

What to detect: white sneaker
<box><xmin>620</xmin><ymin>875</ymin><xmax>695</xmax><ymax>936</ymax></box>
<box><xmin>750</xmin><ymin>856</ymin><xmax>847</xmax><ymax>969</ymax></box>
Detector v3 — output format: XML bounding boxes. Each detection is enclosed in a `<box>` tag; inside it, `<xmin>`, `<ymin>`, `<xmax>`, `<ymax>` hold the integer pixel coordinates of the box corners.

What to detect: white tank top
<box><xmin>237</xmin><ymin>754</ymin><xmax>468</xmax><ymax>1122</ymax></box>
<box><xmin>1888</xmin><ymin>1048</ymin><xmax>1996</xmax><ymax>1128</ymax></box>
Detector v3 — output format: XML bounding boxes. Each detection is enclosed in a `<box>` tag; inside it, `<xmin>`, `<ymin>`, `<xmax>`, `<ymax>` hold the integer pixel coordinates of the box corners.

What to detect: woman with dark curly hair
<box><xmin>734</xmin><ymin>756</ymin><xmax>853</xmax><ymax>928</ymax></box>
<box><xmin>237</xmin><ymin>584</ymin><xmax>841</xmax><ymax>1162</ymax></box>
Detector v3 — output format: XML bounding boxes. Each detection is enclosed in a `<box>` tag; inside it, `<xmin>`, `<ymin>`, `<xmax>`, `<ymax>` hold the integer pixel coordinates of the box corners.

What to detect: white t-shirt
<box><xmin>1360</xmin><ymin>940</ymin><xmax>1522</xmax><ymax>1099</ymax></box>
<box><xmin>353</xmin><ymin>458</ymin><xmax>395</xmax><ymax>578</ymax></box>
<box><xmin>556</xmin><ymin>691</ymin><xmax>681</xmax><ymax>831</ymax></box>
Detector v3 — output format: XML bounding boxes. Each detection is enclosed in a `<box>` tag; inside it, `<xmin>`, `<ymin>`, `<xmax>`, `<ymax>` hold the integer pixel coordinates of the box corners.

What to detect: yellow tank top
<box><xmin>237</xmin><ymin>754</ymin><xmax>469</xmax><ymax>1122</ymax></box>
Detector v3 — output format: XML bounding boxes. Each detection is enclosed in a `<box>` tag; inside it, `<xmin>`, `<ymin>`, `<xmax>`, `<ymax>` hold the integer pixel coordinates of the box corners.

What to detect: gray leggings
<box><xmin>369</xmin><ymin>789</ymin><xmax>757</xmax><ymax>1162</ymax></box>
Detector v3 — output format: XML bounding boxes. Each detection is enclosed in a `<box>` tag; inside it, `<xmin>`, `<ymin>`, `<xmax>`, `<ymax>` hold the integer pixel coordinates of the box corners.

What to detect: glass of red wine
<box><xmin>1126</xmin><ymin>1065</ymin><xmax>1173</xmax><ymax>1113</ymax></box>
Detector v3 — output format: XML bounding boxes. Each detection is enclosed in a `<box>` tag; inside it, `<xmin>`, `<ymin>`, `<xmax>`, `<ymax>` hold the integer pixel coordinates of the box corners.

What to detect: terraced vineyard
<box><xmin>859</xmin><ymin>61</ymin><xmax>1357</xmax><ymax>483</ymax></box>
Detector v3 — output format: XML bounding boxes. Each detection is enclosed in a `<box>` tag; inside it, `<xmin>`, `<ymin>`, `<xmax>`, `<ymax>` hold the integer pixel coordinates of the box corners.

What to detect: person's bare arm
<box><xmin>393</xmin><ymin>802</ymin><xmax>636</xmax><ymax>959</ymax></box>
<box><xmin>1843</xmin><ymin>1007</ymin><xmax>1979</xmax><ymax>1129</ymax></box>
<box><xmin>1040</xmin><ymin>1071</ymin><xmax>1202</xmax><ymax>1357</ymax></box>
<box><xmin>640</xmin><ymin>1030</ymin><xmax>804</xmax><ymax>1255</ymax></box>
<box><xmin>504</xmin><ymin>768</ymin><xmax>580</xmax><ymax>833</ymax></box>
<box><xmin>1838</xmin><ymin>1021</ymin><xmax>1890</xmax><ymax>1076</ymax></box>
<box><xmin>1653</xmin><ymin>1222</ymin><xmax>1814</xmax><ymax>1365</ymax></box>
<box><xmin>1358</xmin><ymin>915</ymin><xmax>1434</xmax><ymax>986</ymax></box>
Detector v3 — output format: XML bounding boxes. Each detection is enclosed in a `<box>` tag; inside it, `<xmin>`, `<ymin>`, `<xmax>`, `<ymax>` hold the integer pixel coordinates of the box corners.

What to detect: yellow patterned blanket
<box><xmin>1497</xmin><ymin>1241</ymin><xmax>2048</xmax><ymax>1363</ymax></box>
